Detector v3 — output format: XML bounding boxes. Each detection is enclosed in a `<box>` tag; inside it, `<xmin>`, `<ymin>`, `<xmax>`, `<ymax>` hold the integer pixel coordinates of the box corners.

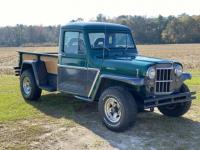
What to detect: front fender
<box><xmin>181</xmin><ymin>73</ymin><xmax>192</xmax><ymax>81</ymax></box>
<box><xmin>91</xmin><ymin>74</ymin><xmax>144</xmax><ymax>100</ymax></box>
<box><xmin>100</xmin><ymin>74</ymin><xmax>144</xmax><ymax>86</ymax></box>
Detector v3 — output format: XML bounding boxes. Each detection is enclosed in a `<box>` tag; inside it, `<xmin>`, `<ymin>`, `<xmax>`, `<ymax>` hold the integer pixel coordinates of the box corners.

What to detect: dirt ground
<box><xmin>0</xmin><ymin>44</ymin><xmax>200</xmax><ymax>150</ymax></box>
<box><xmin>1</xmin><ymin>99</ymin><xmax>200</xmax><ymax>150</ymax></box>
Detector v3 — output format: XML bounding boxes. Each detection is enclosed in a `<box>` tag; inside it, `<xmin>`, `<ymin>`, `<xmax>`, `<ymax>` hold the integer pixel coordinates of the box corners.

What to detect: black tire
<box><xmin>158</xmin><ymin>83</ymin><xmax>191</xmax><ymax>117</ymax></box>
<box><xmin>138</xmin><ymin>107</ymin><xmax>145</xmax><ymax>112</ymax></box>
<box><xmin>20</xmin><ymin>69</ymin><xmax>42</xmax><ymax>101</ymax></box>
<box><xmin>98</xmin><ymin>86</ymin><xmax>137</xmax><ymax>132</ymax></box>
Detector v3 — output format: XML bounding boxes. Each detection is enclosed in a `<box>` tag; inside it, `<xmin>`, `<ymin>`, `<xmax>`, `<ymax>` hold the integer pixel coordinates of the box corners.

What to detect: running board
<box><xmin>39</xmin><ymin>85</ymin><xmax>57</xmax><ymax>92</ymax></box>
<box><xmin>74</xmin><ymin>96</ymin><xmax>93</xmax><ymax>102</ymax></box>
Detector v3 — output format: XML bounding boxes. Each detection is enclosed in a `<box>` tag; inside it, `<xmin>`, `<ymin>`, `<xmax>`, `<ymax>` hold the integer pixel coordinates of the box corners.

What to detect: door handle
<box><xmin>58</xmin><ymin>53</ymin><xmax>65</xmax><ymax>57</ymax></box>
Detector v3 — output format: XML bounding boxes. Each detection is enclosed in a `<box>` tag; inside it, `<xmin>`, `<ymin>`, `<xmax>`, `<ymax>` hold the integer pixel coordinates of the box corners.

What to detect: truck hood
<box><xmin>102</xmin><ymin>55</ymin><xmax>176</xmax><ymax>77</ymax></box>
<box><xmin>131</xmin><ymin>55</ymin><xmax>174</xmax><ymax>64</ymax></box>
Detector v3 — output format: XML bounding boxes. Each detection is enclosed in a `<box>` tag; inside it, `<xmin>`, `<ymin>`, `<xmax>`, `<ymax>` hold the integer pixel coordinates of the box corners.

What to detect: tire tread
<box><xmin>20</xmin><ymin>69</ymin><xmax>42</xmax><ymax>101</ymax></box>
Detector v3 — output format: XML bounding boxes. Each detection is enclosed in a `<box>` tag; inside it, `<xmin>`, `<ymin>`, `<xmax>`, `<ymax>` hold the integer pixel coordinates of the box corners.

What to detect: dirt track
<box><xmin>2</xmin><ymin>101</ymin><xmax>199</xmax><ymax>150</ymax></box>
<box><xmin>28</xmin><ymin>107</ymin><xmax>200</xmax><ymax>150</ymax></box>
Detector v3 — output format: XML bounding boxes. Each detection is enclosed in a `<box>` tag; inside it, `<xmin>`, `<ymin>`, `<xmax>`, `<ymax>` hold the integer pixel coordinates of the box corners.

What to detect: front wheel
<box><xmin>98</xmin><ymin>86</ymin><xmax>137</xmax><ymax>132</ymax></box>
<box><xmin>158</xmin><ymin>84</ymin><xmax>192</xmax><ymax>117</ymax></box>
<box><xmin>20</xmin><ymin>69</ymin><xmax>42</xmax><ymax>101</ymax></box>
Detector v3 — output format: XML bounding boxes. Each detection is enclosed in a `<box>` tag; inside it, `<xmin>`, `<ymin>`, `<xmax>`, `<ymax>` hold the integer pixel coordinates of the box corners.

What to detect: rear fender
<box><xmin>20</xmin><ymin>60</ymin><xmax>47</xmax><ymax>86</ymax></box>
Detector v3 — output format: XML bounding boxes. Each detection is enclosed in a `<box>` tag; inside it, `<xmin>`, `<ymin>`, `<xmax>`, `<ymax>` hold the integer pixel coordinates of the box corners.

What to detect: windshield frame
<box><xmin>87</xmin><ymin>31</ymin><xmax>137</xmax><ymax>52</ymax></box>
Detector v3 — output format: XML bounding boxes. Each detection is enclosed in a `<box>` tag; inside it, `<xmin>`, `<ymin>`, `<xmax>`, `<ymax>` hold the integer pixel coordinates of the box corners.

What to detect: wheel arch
<box><xmin>20</xmin><ymin>61</ymin><xmax>40</xmax><ymax>86</ymax></box>
<box><xmin>92</xmin><ymin>74</ymin><xmax>144</xmax><ymax>102</ymax></box>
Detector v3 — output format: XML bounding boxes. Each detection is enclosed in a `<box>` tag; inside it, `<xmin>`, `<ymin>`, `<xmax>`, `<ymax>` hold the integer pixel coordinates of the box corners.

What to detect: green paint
<box><xmin>59</xmin><ymin>22</ymin><xmax>184</xmax><ymax>99</ymax></box>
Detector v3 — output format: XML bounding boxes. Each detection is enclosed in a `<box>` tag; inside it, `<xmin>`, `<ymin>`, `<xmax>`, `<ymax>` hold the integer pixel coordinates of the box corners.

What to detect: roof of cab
<box><xmin>61</xmin><ymin>22</ymin><xmax>130</xmax><ymax>31</ymax></box>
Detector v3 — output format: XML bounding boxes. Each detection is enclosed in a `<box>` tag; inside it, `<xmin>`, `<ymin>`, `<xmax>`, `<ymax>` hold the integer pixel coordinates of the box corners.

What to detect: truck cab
<box><xmin>15</xmin><ymin>22</ymin><xmax>196</xmax><ymax>131</ymax></box>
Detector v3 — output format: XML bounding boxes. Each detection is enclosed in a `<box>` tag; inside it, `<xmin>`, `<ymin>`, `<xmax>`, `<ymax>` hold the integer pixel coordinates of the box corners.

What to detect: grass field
<box><xmin>0</xmin><ymin>44</ymin><xmax>200</xmax><ymax>149</ymax></box>
<box><xmin>0</xmin><ymin>44</ymin><xmax>200</xmax><ymax>74</ymax></box>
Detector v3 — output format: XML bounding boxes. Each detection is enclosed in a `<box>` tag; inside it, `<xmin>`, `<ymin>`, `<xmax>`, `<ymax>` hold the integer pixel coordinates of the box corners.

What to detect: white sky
<box><xmin>0</xmin><ymin>0</ymin><xmax>200</xmax><ymax>26</ymax></box>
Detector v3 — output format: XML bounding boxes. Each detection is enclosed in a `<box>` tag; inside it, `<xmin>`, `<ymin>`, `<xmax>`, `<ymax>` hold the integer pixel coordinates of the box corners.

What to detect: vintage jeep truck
<box><xmin>14</xmin><ymin>22</ymin><xmax>196</xmax><ymax>131</ymax></box>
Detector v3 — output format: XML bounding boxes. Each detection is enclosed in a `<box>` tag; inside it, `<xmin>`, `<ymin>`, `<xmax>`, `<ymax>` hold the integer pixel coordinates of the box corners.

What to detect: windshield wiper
<box><xmin>103</xmin><ymin>46</ymin><xmax>111</xmax><ymax>56</ymax></box>
<box><xmin>103</xmin><ymin>46</ymin><xmax>111</xmax><ymax>51</ymax></box>
<box><xmin>123</xmin><ymin>46</ymin><xmax>135</xmax><ymax>55</ymax></box>
<box><xmin>122</xmin><ymin>46</ymin><xmax>128</xmax><ymax>56</ymax></box>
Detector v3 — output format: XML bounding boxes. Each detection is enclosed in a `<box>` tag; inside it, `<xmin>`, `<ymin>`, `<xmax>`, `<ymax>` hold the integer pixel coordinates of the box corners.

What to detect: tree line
<box><xmin>0</xmin><ymin>14</ymin><xmax>200</xmax><ymax>46</ymax></box>
<box><xmin>0</xmin><ymin>25</ymin><xmax>60</xmax><ymax>47</ymax></box>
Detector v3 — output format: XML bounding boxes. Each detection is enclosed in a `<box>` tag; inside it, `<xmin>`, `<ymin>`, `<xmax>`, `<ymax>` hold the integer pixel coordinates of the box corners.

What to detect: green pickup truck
<box><xmin>14</xmin><ymin>22</ymin><xmax>196</xmax><ymax>131</ymax></box>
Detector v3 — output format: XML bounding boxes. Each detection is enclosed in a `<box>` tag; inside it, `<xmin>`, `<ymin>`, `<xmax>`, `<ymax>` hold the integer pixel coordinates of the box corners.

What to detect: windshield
<box><xmin>89</xmin><ymin>32</ymin><xmax>136</xmax><ymax>50</ymax></box>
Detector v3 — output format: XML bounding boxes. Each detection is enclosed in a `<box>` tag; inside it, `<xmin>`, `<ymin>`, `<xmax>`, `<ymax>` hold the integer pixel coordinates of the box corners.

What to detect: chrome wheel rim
<box><xmin>23</xmin><ymin>77</ymin><xmax>31</xmax><ymax>95</ymax></box>
<box><xmin>104</xmin><ymin>97</ymin><xmax>121</xmax><ymax>123</ymax></box>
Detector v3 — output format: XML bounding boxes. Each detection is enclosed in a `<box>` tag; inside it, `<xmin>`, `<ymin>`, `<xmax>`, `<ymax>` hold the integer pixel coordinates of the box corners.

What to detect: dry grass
<box><xmin>0</xmin><ymin>44</ymin><xmax>200</xmax><ymax>74</ymax></box>
<box><xmin>0</xmin><ymin>47</ymin><xmax>57</xmax><ymax>74</ymax></box>
<box><xmin>138</xmin><ymin>44</ymin><xmax>200</xmax><ymax>70</ymax></box>
<box><xmin>0</xmin><ymin>45</ymin><xmax>200</xmax><ymax>149</ymax></box>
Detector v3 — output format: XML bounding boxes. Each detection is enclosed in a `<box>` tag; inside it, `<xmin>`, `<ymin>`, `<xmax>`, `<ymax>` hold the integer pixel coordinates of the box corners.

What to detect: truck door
<box><xmin>58</xmin><ymin>31</ymin><xmax>88</xmax><ymax>96</ymax></box>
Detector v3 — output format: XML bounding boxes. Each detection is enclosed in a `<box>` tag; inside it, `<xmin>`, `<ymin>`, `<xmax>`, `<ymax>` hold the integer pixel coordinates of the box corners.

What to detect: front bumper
<box><xmin>144</xmin><ymin>91</ymin><xmax>196</xmax><ymax>109</ymax></box>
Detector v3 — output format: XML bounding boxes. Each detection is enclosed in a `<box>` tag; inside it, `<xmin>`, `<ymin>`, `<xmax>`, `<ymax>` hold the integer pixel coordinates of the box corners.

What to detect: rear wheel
<box><xmin>98</xmin><ymin>86</ymin><xmax>137</xmax><ymax>131</ymax></box>
<box><xmin>20</xmin><ymin>69</ymin><xmax>42</xmax><ymax>101</ymax></box>
<box><xmin>158</xmin><ymin>84</ymin><xmax>191</xmax><ymax>117</ymax></box>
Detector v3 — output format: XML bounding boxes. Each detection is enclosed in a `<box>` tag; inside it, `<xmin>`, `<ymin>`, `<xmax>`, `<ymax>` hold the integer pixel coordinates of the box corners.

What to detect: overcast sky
<box><xmin>0</xmin><ymin>0</ymin><xmax>200</xmax><ymax>26</ymax></box>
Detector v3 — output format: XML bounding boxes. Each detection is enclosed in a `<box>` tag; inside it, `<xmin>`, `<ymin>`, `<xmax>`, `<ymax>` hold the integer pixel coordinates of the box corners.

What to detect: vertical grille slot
<box><xmin>155</xmin><ymin>68</ymin><xmax>173</xmax><ymax>94</ymax></box>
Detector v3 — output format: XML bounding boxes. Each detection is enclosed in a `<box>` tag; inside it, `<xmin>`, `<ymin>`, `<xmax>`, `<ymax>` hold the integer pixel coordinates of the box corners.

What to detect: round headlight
<box><xmin>175</xmin><ymin>65</ymin><xmax>183</xmax><ymax>77</ymax></box>
<box><xmin>146</xmin><ymin>67</ymin><xmax>156</xmax><ymax>79</ymax></box>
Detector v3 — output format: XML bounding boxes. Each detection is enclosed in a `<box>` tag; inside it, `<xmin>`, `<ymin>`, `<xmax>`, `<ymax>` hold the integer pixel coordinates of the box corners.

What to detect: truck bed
<box><xmin>15</xmin><ymin>51</ymin><xmax>58</xmax><ymax>91</ymax></box>
<box><xmin>18</xmin><ymin>51</ymin><xmax>58</xmax><ymax>75</ymax></box>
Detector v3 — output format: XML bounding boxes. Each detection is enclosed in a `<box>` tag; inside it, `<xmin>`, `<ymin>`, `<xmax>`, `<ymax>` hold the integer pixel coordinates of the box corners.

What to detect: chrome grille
<box><xmin>155</xmin><ymin>68</ymin><xmax>173</xmax><ymax>94</ymax></box>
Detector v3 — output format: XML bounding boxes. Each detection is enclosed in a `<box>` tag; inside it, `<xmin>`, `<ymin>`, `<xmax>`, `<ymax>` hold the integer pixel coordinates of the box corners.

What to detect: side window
<box><xmin>89</xmin><ymin>33</ymin><xmax>105</xmax><ymax>48</ymax></box>
<box><xmin>64</xmin><ymin>32</ymin><xmax>86</xmax><ymax>55</ymax></box>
